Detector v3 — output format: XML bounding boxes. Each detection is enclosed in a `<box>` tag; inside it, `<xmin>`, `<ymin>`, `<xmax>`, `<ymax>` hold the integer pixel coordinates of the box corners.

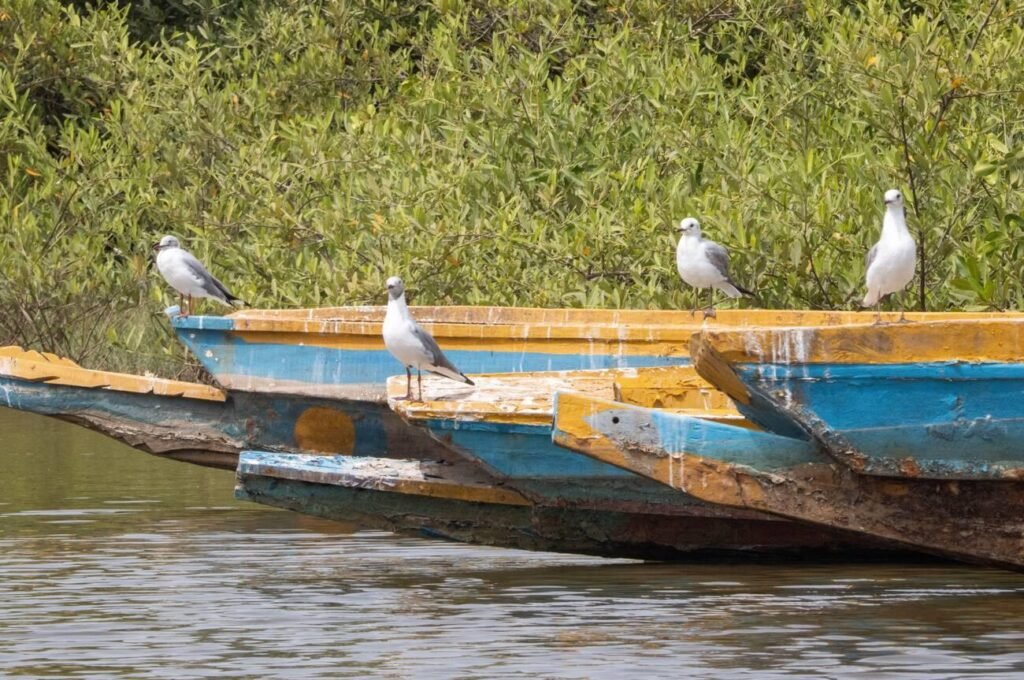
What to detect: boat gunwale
<box><xmin>0</xmin><ymin>346</ymin><xmax>226</xmax><ymax>402</ymax></box>
<box><xmin>172</xmin><ymin>307</ymin><xmax>1024</xmax><ymax>338</ymax></box>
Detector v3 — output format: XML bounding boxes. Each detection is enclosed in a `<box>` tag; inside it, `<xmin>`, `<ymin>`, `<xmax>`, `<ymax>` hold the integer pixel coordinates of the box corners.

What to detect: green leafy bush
<box><xmin>2</xmin><ymin>0</ymin><xmax>1023</xmax><ymax>373</ymax></box>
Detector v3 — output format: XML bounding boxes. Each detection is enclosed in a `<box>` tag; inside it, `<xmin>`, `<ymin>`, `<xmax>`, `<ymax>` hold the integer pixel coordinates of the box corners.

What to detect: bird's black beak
<box><xmin>884</xmin><ymin>200</ymin><xmax>893</xmax><ymax>205</ymax></box>
<box><xmin>152</xmin><ymin>243</ymin><xmax>161</xmax><ymax>252</ymax></box>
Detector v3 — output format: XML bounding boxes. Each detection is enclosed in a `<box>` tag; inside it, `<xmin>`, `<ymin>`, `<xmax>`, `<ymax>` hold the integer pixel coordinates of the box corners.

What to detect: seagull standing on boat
<box><xmin>153</xmin><ymin>235</ymin><xmax>245</xmax><ymax>317</ymax></box>
<box><xmin>675</xmin><ymin>217</ymin><xmax>754</xmax><ymax>318</ymax></box>
<box><xmin>862</xmin><ymin>189</ymin><xmax>916</xmax><ymax>323</ymax></box>
<box><xmin>383</xmin><ymin>276</ymin><xmax>474</xmax><ymax>401</ymax></box>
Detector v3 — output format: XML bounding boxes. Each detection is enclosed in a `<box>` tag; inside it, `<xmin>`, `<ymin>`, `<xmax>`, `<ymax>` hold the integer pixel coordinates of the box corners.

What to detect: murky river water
<box><xmin>2</xmin><ymin>408</ymin><xmax>1023</xmax><ymax>678</ymax></box>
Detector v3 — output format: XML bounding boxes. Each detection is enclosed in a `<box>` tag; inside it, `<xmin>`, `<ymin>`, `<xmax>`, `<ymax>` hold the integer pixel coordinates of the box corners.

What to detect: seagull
<box><xmin>383</xmin><ymin>276</ymin><xmax>474</xmax><ymax>401</ymax></box>
<box><xmin>675</xmin><ymin>217</ymin><xmax>754</xmax><ymax>318</ymax></box>
<box><xmin>153</xmin><ymin>235</ymin><xmax>245</xmax><ymax>317</ymax></box>
<box><xmin>863</xmin><ymin>189</ymin><xmax>916</xmax><ymax>323</ymax></box>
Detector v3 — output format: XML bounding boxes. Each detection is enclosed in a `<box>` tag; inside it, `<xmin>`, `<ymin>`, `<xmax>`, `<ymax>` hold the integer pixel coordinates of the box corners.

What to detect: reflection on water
<box><xmin>1</xmin><ymin>407</ymin><xmax>1023</xmax><ymax>678</ymax></box>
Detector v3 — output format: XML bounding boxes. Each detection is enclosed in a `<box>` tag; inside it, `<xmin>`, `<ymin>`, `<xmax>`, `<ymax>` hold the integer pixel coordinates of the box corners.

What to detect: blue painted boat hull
<box><xmin>172</xmin><ymin>322</ymin><xmax>688</xmax><ymax>400</ymax></box>
<box><xmin>0</xmin><ymin>375</ymin><xmax>453</xmax><ymax>469</ymax></box>
<box><xmin>732</xmin><ymin>362</ymin><xmax>1024</xmax><ymax>479</ymax></box>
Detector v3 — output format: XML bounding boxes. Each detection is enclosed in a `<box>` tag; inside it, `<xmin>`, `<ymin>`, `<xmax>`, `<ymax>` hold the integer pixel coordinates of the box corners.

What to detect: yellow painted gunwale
<box><xmin>223</xmin><ymin>307</ymin><xmax>1024</xmax><ymax>354</ymax></box>
<box><xmin>694</xmin><ymin>317</ymin><xmax>1024</xmax><ymax>365</ymax></box>
<box><xmin>0</xmin><ymin>346</ymin><xmax>226</xmax><ymax>402</ymax></box>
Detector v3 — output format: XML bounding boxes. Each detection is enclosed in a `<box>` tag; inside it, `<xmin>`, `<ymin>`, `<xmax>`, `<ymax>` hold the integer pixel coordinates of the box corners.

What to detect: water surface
<box><xmin>2</xmin><ymin>408</ymin><xmax>1022</xmax><ymax>678</ymax></box>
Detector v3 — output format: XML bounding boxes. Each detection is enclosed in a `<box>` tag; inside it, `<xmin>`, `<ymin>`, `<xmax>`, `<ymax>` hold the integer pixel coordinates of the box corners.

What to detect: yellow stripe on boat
<box><xmin>693</xmin><ymin>317</ymin><xmax>1024</xmax><ymax>366</ymax></box>
<box><xmin>0</xmin><ymin>346</ymin><xmax>225</xmax><ymax>402</ymax></box>
<box><xmin>225</xmin><ymin>307</ymin><xmax>1024</xmax><ymax>353</ymax></box>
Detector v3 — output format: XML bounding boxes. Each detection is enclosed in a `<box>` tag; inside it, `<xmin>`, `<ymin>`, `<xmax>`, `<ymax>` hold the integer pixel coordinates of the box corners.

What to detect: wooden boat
<box><xmin>172</xmin><ymin>306</ymin><xmax>1000</xmax><ymax>400</ymax></box>
<box><xmin>170</xmin><ymin>306</ymin><xmax>1024</xmax><ymax>469</ymax></box>
<box><xmin>689</xmin><ymin>319</ymin><xmax>1024</xmax><ymax>480</ymax></box>
<box><xmin>385</xmin><ymin>367</ymin><xmax>913</xmax><ymax>558</ymax></box>
<box><xmin>0</xmin><ymin>343</ymin><xmax>912</xmax><ymax>560</ymax></box>
<box><xmin>235</xmin><ymin>450</ymin><xmax>915</xmax><ymax>561</ymax></box>
<box><xmin>550</xmin><ymin>319</ymin><xmax>1024</xmax><ymax>570</ymax></box>
<box><xmin>0</xmin><ymin>346</ymin><xmax>452</xmax><ymax>469</ymax></box>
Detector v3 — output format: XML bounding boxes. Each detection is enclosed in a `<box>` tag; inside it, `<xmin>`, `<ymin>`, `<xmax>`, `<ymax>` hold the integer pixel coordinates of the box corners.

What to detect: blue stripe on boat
<box><xmin>175</xmin><ymin>328</ymin><xmax>690</xmax><ymax>386</ymax></box>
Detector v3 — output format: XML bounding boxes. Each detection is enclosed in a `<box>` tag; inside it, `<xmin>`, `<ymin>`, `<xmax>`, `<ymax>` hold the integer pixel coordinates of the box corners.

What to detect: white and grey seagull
<box><xmin>383</xmin><ymin>276</ymin><xmax>474</xmax><ymax>401</ymax></box>
<box><xmin>153</xmin><ymin>235</ymin><xmax>245</xmax><ymax>317</ymax></box>
<box><xmin>863</xmin><ymin>189</ymin><xmax>916</xmax><ymax>323</ymax></box>
<box><xmin>675</xmin><ymin>217</ymin><xmax>754</xmax><ymax>318</ymax></box>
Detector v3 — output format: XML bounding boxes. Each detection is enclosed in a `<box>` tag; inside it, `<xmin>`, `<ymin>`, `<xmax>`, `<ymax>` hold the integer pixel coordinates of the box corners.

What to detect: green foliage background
<box><xmin>2</xmin><ymin>0</ymin><xmax>1024</xmax><ymax>373</ymax></box>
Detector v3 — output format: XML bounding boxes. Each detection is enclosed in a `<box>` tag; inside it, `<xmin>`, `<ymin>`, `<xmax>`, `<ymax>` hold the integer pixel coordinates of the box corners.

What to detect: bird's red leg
<box><xmin>404</xmin><ymin>367</ymin><xmax>412</xmax><ymax>400</ymax></box>
<box><xmin>417</xmin><ymin>370</ymin><xmax>423</xmax><ymax>401</ymax></box>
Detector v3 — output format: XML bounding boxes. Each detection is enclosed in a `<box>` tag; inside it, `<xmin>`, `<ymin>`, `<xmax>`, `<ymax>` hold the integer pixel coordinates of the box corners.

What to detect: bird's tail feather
<box><xmin>428</xmin><ymin>364</ymin><xmax>474</xmax><ymax>385</ymax></box>
<box><xmin>734</xmin><ymin>282</ymin><xmax>755</xmax><ymax>297</ymax></box>
<box><xmin>721</xmin><ymin>280</ymin><xmax>755</xmax><ymax>299</ymax></box>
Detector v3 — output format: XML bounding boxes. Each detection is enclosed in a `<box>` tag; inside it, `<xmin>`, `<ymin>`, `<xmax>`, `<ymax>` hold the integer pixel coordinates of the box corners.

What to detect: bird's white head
<box><xmin>883</xmin><ymin>189</ymin><xmax>903</xmax><ymax>209</ymax></box>
<box><xmin>386</xmin><ymin>276</ymin><xmax>405</xmax><ymax>301</ymax></box>
<box><xmin>677</xmin><ymin>217</ymin><xmax>702</xmax><ymax>237</ymax></box>
<box><xmin>153</xmin><ymin>235</ymin><xmax>180</xmax><ymax>252</ymax></box>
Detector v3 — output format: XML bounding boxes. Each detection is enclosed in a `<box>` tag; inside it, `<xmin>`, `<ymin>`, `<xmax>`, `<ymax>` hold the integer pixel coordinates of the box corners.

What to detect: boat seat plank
<box><xmin>387</xmin><ymin>366</ymin><xmax>744</xmax><ymax>426</ymax></box>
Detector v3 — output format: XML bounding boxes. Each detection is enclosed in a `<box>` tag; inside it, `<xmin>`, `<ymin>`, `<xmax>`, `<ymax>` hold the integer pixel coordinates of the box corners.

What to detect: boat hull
<box><xmin>691</xmin><ymin>321</ymin><xmax>1024</xmax><ymax>480</ymax></box>
<box><xmin>235</xmin><ymin>452</ymin><xmax>911</xmax><ymax>561</ymax></box>
<box><xmin>0</xmin><ymin>374</ymin><xmax>452</xmax><ymax>470</ymax></box>
<box><xmin>552</xmin><ymin>392</ymin><xmax>1024</xmax><ymax>571</ymax></box>
<box><xmin>173</xmin><ymin>307</ymin><xmax>992</xmax><ymax>400</ymax></box>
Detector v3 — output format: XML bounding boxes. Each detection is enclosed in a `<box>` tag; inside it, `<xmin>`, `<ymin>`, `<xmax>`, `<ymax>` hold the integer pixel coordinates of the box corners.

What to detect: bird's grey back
<box><xmin>182</xmin><ymin>250</ymin><xmax>232</xmax><ymax>302</ymax></box>
<box><xmin>704</xmin><ymin>240</ymin><xmax>733</xmax><ymax>278</ymax></box>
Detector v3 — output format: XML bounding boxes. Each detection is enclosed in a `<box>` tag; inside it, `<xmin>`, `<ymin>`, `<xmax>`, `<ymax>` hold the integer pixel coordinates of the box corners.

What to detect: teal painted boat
<box><xmin>385</xmin><ymin>366</ymin><xmax>918</xmax><ymax>558</ymax></box>
<box><xmin>234</xmin><ymin>450</ymin><xmax>913</xmax><ymax>561</ymax></box>
<box><xmin>0</xmin><ymin>346</ymin><xmax>452</xmax><ymax>469</ymax></box>
<box><xmin>551</xmin><ymin>391</ymin><xmax>1024</xmax><ymax>571</ymax></box>
<box><xmin>171</xmin><ymin>306</ymin><xmax>993</xmax><ymax>400</ymax></box>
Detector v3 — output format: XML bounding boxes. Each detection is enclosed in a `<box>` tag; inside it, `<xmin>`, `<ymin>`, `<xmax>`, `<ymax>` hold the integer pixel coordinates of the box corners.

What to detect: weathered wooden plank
<box><xmin>237</xmin><ymin>452</ymin><xmax>529</xmax><ymax>506</ymax></box>
<box><xmin>694</xmin><ymin>318</ymin><xmax>1024</xmax><ymax>365</ymax></box>
<box><xmin>551</xmin><ymin>392</ymin><xmax>1024</xmax><ymax>571</ymax></box>
<box><xmin>386</xmin><ymin>369</ymin><xmax>757</xmax><ymax>516</ymax></box>
<box><xmin>0</xmin><ymin>345</ymin><xmax>225</xmax><ymax>401</ymax></box>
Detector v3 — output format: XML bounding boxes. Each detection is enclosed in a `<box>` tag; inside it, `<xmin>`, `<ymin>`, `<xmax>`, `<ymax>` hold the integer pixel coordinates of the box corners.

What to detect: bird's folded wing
<box><xmin>182</xmin><ymin>251</ymin><xmax>232</xmax><ymax>300</ymax></box>
<box><xmin>704</xmin><ymin>241</ymin><xmax>732</xmax><ymax>277</ymax></box>
<box><xmin>411</xmin><ymin>323</ymin><xmax>461</xmax><ymax>373</ymax></box>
